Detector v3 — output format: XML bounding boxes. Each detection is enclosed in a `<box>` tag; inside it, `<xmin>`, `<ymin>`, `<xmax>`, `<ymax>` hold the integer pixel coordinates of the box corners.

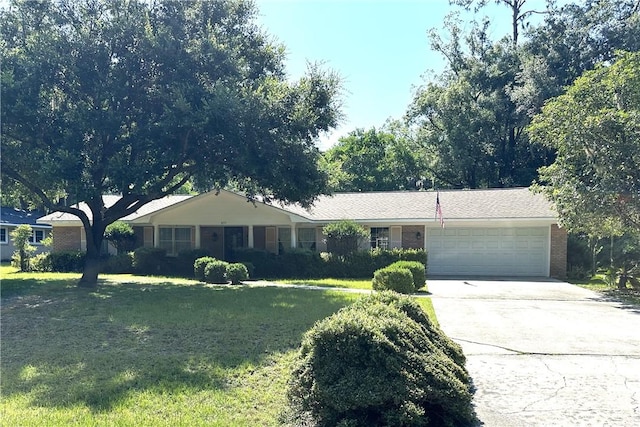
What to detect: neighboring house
<box><xmin>1</xmin><ymin>207</ymin><xmax>52</xmax><ymax>261</ymax></box>
<box><xmin>37</xmin><ymin>187</ymin><xmax>567</xmax><ymax>278</ymax></box>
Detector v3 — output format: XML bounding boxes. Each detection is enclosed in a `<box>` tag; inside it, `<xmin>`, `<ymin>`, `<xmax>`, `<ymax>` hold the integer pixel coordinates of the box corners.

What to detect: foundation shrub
<box><xmin>132</xmin><ymin>247</ymin><xmax>166</xmax><ymax>275</ymax></box>
<box><xmin>32</xmin><ymin>251</ymin><xmax>85</xmax><ymax>272</ymax></box>
<box><xmin>194</xmin><ymin>256</ymin><xmax>218</xmax><ymax>281</ymax></box>
<box><xmin>280</xmin><ymin>249</ymin><xmax>324</xmax><ymax>277</ymax></box>
<box><xmin>372</xmin><ymin>266</ymin><xmax>415</xmax><ymax>294</ymax></box>
<box><xmin>283</xmin><ymin>292</ymin><xmax>476</xmax><ymax>427</ymax></box>
<box><xmin>388</xmin><ymin>260</ymin><xmax>426</xmax><ymax>290</ymax></box>
<box><xmin>232</xmin><ymin>248</ymin><xmax>278</xmax><ymax>278</ymax></box>
<box><xmin>176</xmin><ymin>248</ymin><xmax>211</xmax><ymax>277</ymax></box>
<box><xmin>227</xmin><ymin>263</ymin><xmax>249</xmax><ymax>284</ymax></box>
<box><xmin>204</xmin><ymin>260</ymin><xmax>229</xmax><ymax>283</ymax></box>
<box><xmin>101</xmin><ymin>253</ymin><xmax>134</xmax><ymax>274</ymax></box>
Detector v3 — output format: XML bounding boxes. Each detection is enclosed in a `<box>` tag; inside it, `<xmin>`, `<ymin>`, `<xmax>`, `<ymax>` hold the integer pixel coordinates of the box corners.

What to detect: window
<box><xmin>29</xmin><ymin>229</ymin><xmax>46</xmax><ymax>244</ymax></box>
<box><xmin>370</xmin><ymin>227</ymin><xmax>389</xmax><ymax>249</ymax></box>
<box><xmin>159</xmin><ymin>227</ymin><xmax>192</xmax><ymax>256</ymax></box>
<box><xmin>0</xmin><ymin>228</ymin><xmax>6</xmax><ymax>243</ymax></box>
<box><xmin>278</xmin><ymin>227</ymin><xmax>291</xmax><ymax>252</ymax></box>
<box><xmin>297</xmin><ymin>228</ymin><xmax>316</xmax><ymax>250</ymax></box>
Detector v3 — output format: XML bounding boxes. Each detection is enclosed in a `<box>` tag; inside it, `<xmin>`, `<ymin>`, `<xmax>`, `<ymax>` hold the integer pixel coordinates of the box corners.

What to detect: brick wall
<box><xmin>550</xmin><ymin>224</ymin><xmax>567</xmax><ymax>279</ymax></box>
<box><xmin>53</xmin><ymin>227</ymin><xmax>82</xmax><ymax>251</ymax></box>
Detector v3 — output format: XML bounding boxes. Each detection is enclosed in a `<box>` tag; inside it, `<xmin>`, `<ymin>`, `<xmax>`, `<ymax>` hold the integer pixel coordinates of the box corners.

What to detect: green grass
<box><xmin>1</xmin><ymin>267</ymin><xmax>439</xmax><ymax>425</ymax></box>
<box><xmin>272</xmin><ymin>277</ymin><xmax>373</xmax><ymax>290</ymax></box>
<box><xmin>571</xmin><ymin>274</ymin><xmax>640</xmax><ymax>307</ymax></box>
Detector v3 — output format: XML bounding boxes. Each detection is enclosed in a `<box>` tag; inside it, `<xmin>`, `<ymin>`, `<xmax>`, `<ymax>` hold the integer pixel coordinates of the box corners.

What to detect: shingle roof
<box><xmin>1</xmin><ymin>207</ymin><xmax>51</xmax><ymax>228</ymax></box>
<box><xmin>38</xmin><ymin>188</ymin><xmax>556</xmax><ymax>224</ymax></box>
<box><xmin>37</xmin><ymin>195</ymin><xmax>193</xmax><ymax>223</ymax></box>
<box><xmin>277</xmin><ymin>187</ymin><xmax>555</xmax><ymax>221</ymax></box>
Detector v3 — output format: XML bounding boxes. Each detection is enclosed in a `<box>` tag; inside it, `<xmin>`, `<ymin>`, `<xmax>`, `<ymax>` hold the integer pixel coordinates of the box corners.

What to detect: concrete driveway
<box><xmin>428</xmin><ymin>279</ymin><xmax>640</xmax><ymax>426</ymax></box>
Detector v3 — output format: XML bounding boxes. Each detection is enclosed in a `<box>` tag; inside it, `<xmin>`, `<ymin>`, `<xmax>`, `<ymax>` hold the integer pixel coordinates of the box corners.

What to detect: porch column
<box><xmin>423</xmin><ymin>225</ymin><xmax>427</xmax><ymax>250</ymax></box>
<box><xmin>248</xmin><ymin>225</ymin><xmax>254</xmax><ymax>248</ymax></box>
<box><xmin>154</xmin><ymin>225</ymin><xmax>160</xmax><ymax>248</ymax></box>
<box><xmin>291</xmin><ymin>226</ymin><xmax>297</xmax><ymax>249</ymax></box>
<box><xmin>195</xmin><ymin>226</ymin><xmax>201</xmax><ymax>249</ymax></box>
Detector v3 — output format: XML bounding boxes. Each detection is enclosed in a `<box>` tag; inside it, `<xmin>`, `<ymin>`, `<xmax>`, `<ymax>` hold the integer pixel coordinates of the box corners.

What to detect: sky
<box><xmin>255</xmin><ymin>0</ymin><xmax>546</xmax><ymax>151</ymax></box>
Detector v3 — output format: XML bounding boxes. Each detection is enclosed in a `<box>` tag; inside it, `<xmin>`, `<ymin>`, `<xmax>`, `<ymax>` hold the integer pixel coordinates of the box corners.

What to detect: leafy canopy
<box><xmin>0</xmin><ymin>0</ymin><xmax>342</xmax><ymax>286</ymax></box>
<box><xmin>528</xmin><ymin>51</ymin><xmax>640</xmax><ymax>237</ymax></box>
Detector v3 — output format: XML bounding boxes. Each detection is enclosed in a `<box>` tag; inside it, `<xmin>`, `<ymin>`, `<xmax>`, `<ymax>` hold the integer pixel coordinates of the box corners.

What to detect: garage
<box><xmin>426</xmin><ymin>227</ymin><xmax>550</xmax><ymax>276</ymax></box>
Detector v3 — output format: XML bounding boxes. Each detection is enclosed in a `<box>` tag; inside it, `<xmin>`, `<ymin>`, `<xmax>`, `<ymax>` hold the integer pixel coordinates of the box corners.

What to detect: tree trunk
<box><xmin>78</xmin><ymin>253</ymin><xmax>102</xmax><ymax>288</ymax></box>
<box><xmin>78</xmin><ymin>216</ymin><xmax>106</xmax><ymax>288</ymax></box>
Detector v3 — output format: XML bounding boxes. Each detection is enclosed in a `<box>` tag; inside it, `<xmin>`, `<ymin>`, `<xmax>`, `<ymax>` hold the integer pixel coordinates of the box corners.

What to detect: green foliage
<box><xmin>175</xmin><ymin>249</ymin><xmax>211</xmax><ymax>278</ymax></box>
<box><xmin>101</xmin><ymin>253</ymin><xmax>134</xmax><ymax>274</ymax></box>
<box><xmin>194</xmin><ymin>257</ymin><xmax>218</xmax><ymax>281</ymax></box>
<box><xmin>1</xmin><ymin>0</ymin><xmax>342</xmax><ymax>286</ymax></box>
<box><xmin>323</xmin><ymin>220</ymin><xmax>368</xmax><ymax>257</ymax></box>
<box><xmin>204</xmin><ymin>260</ymin><xmax>230</xmax><ymax>284</ymax></box>
<box><xmin>227</xmin><ymin>263</ymin><xmax>249</xmax><ymax>285</ymax></box>
<box><xmin>372</xmin><ymin>266</ymin><xmax>415</xmax><ymax>294</ymax></box>
<box><xmin>529</xmin><ymin>51</ymin><xmax>640</xmax><ymax>237</ymax></box>
<box><xmin>104</xmin><ymin>221</ymin><xmax>136</xmax><ymax>253</ymax></box>
<box><xmin>320</xmin><ymin>125</ymin><xmax>428</xmax><ymax>192</ymax></box>
<box><xmin>388</xmin><ymin>260</ymin><xmax>426</xmax><ymax>290</ymax></box>
<box><xmin>284</xmin><ymin>292</ymin><xmax>475</xmax><ymax>426</ymax></box>
<box><xmin>31</xmin><ymin>251</ymin><xmax>85</xmax><ymax>272</ymax></box>
<box><xmin>132</xmin><ymin>247</ymin><xmax>166</xmax><ymax>275</ymax></box>
<box><xmin>10</xmin><ymin>224</ymin><xmax>36</xmax><ymax>272</ymax></box>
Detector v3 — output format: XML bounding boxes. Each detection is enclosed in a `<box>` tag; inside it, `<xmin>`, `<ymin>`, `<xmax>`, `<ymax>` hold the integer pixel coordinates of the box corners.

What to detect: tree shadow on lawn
<box><xmin>590</xmin><ymin>288</ymin><xmax>640</xmax><ymax>314</ymax></box>
<box><xmin>1</xmin><ymin>278</ymin><xmax>357</xmax><ymax>413</ymax></box>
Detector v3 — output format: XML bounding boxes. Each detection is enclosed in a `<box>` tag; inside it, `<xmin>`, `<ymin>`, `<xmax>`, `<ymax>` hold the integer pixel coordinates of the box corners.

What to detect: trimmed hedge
<box><xmin>388</xmin><ymin>260</ymin><xmax>426</xmax><ymax>290</ymax></box>
<box><xmin>283</xmin><ymin>292</ymin><xmax>476</xmax><ymax>427</ymax></box>
<box><xmin>194</xmin><ymin>256</ymin><xmax>218</xmax><ymax>281</ymax></box>
<box><xmin>233</xmin><ymin>247</ymin><xmax>427</xmax><ymax>279</ymax></box>
<box><xmin>227</xmin><ymin>263</ymin><xmax>249</xmax><ymax>284</ymax></box>
<box><xmin>372</xmin><ymin>265</ymin><xmax>415</xmax><ymax>294</ymax></box>
<box><xmin>132</xmin><ymin>247</ymin><xmax>166</xmax><ymax>275</ymax></box>
<box><xmin>101</xmin><ymin>253</ymin><xmax>134</xmax><ymax>274</ymax></box>
<box><xmin>31</xmin><ymin>251</ymin><xmax>85</xmax><ymax>272</ymax></box>
<box><xmin>204</xmin><ymin>260</ymin><xmax>229</xmax><ymax>284</ymax></box>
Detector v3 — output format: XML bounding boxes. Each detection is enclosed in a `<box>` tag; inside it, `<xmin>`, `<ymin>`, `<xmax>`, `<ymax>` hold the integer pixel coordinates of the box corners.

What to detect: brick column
<box><xmin>550</xmin><ymin>224</ymin><xmax>567</xmax><ymax>279</ymax></box>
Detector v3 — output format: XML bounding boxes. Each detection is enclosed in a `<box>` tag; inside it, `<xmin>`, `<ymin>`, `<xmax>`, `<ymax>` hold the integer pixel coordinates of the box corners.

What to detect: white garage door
<box><xmin>426</xmin><ymin>227</ymin><xmax>549</xmax><ymax>276</ymax></box>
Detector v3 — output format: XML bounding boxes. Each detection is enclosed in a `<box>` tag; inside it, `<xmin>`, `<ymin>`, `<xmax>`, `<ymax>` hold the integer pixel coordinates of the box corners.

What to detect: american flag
<box><xmin>436</xmin><ymin>192</ymin><xmax>444</xmax><ymax>228</ymax></box>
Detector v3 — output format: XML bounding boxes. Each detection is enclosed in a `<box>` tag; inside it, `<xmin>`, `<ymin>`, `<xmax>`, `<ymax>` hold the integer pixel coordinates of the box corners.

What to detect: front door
<box><xmin>224</xmin><ymin>227</ymin><xmax>245</xmax><ymax>260</ymax></box>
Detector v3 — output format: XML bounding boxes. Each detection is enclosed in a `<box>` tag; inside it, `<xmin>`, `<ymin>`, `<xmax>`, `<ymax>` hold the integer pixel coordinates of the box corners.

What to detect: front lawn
<box><xmin>571</xmin><ymin>274</ymin><xmax>640</xmax><ymax>307</ymax></box>
<box><xmin>1</xmin><ymin>268</ymin><xmax>438</xmax><ymax>426</ymax></box>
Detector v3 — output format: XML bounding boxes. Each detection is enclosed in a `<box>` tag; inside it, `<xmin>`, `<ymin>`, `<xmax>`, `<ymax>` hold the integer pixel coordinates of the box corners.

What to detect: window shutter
<box><xmin>391</xmin><ymin>226</ymin><xmax>402</xmax><ymax>249</ymax></box>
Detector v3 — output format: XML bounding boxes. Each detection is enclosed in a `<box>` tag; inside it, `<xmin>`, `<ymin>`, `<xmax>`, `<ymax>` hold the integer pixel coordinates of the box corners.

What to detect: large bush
<box><xmin>132</xmin><ymin>247</ymin><xmax>166</xmax><ymax>275</ymax></box>
<box><xmin>104</xmin><ymin>221</ymin><xmax>136</xmax><ymax>253</ymax></box>
<box><xmin>389</xmin><ymin>260</ymin><xmax>426</xmax><ymax>290</ymax></box>
<box><xmin>204</xmin><ymin>260</ymin><xmax>229</xmax><ymax>284</ymax></box>
<box><xmin>283</xmin><ymin>292</ymin><xmax>476</xmax><ymax>427</ymax></box>
<box><xmin>10</xmin><ymin>224</ymin><xmax>36</xmax><ymax>272</ymax></box>
<box><xmin>31</xmin><ymin>250</ymin><xmax>85</xmax><ymax>272</ymax></box>
<box><xmin>372</xmin><ymin>265</ymin><xmax>415</xmax><ymax>294</ymax></box>
<box><xmin>194</xmin><ymin>256</ymin><xmax>218</xmax><ymax>281</ymax></box>
<box><xmin>323</xmin><ymin>220</ymin><xmax>368</xmax><ymax>257</ymax></box>
<box><xmin>227</xmin><ymin>263</ymin><xmax>249</xmax><ymax>284</ymax></box>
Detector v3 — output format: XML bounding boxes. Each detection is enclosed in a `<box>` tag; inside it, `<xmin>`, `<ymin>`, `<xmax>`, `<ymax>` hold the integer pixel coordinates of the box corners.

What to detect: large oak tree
<box><xmin>1</xmin><ymin>0</ymin><xmax>342</xmax><ymax>287</ymax></box>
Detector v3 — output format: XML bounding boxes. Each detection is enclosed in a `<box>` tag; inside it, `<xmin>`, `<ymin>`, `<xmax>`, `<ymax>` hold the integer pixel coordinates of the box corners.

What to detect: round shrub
<box><xmin>389</xmin><ymin>260</ymin><xmax>426</xmax><ymax>290</ymax></box>
<box><xmin>227</xmin><ymin>263</ymin><xmax>249</xmax><ymax>285</ymax></box>
<box><xmin>372</xmin><ymin>266</ymin><xmax>415</xmax><ymax>294</ymax></box>
<box><xmin>204</xmin><ymin>260</ymin><xmax>229</xmax><ymax>284</ymax></box>
<box><xmin>194</xmin><ymin>256</ymin><xmax>217</xmax><ymax>281</ymax></box>
<box><xmin>283</xmin><ymin>292</ymin><xmax>476</xmax><ymax>427</ymax></box>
